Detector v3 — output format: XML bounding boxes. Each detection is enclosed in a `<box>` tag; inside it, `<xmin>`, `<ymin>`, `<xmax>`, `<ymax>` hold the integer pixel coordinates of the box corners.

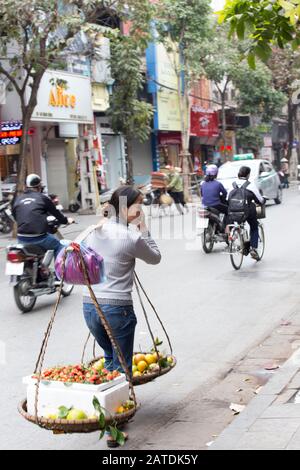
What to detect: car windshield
<box><xmin>3</xmin><ymin>175</ymin><xmax>17</xmax><ymax>184</ymax></box>
<box><xmin>218</xmin><ymin>162</ymin><xmax>258</xmax><ymax>180</ymax></box>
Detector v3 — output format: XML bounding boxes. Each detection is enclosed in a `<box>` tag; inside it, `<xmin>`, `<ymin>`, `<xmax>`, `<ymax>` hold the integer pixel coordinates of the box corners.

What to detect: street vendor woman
<box><xmin>81</xmin><ymin>185</ymin><xmax>161</xmax><ymax>376</ymax></box>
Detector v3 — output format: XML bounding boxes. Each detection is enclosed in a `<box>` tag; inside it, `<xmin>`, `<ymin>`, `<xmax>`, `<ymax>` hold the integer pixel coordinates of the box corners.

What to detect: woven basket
<box><xmin>89</xmin><ymin>354</ymin><xmax>177</xmax><ymax>386</ymax></box>
<box><xmin>18</xmin><ymin>399</ymin><xmax>138</xmax><ymax>434</ymax></box>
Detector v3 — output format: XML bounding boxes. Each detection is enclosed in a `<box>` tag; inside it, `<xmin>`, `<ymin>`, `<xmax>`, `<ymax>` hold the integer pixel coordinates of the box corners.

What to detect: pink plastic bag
<box><xmin>55</xmin><ymin>242</ymin><xmax>105</xmax><ymax>285</ymax></box>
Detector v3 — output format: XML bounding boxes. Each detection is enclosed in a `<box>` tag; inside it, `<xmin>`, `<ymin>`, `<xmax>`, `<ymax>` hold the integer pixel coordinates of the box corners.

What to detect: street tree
<box><xmin>199</xmin><ymin>25</ymin><xmax>285</xmax><ymax>158</ymax></box>
<box><xmin>108</xmin><ymin>35</ymin><xmax>154</xmax><ymax>183</ymax></box>
<box><xmin>155</xmin><ymin>0</ymin><xmax>212</xmax><ymax>199</ymax></box>
<box><xmin>267</xmin><ymin>47</ymin><xmax>300</xmax><ymax>159</ymax></box>
<box><xmin>0</xmin><ymin>0</ymin><xmax>154</xmax><ymax>193</ymax></box>
<box><xmin>218</xmin><ymin>0</ymin><xmax>300</xmax><ymax>64</ymax></box>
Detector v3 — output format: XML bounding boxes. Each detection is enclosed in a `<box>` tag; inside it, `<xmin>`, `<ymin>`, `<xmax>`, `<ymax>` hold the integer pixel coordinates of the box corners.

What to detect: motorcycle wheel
<box><xmin>61</xmin><ymin>283</ymin><xmax>74</xmax><ymax>297</ymax></box>
<box><xmin>1</xmin><ymin>217</ymin><xmax>13</xmax><ymax>234</ymax></box>
<box><xmin>201</xmin><ymin>222</ymin><xmax>215</xmax><ymax>253</ymax></box>
<box><xmin>13</xmin><ymin>272</ymin><xmax>37</xmax><ymax>313</ymax></box>
<box><xmin>69</xmin><ymin>203</ymin><xmax>80</xmax><ymax>213</ymax></box>
<box><xmin>143</xmin><ymin>194</ymin><xmax>152</xmax><ymax>206</ymax></box>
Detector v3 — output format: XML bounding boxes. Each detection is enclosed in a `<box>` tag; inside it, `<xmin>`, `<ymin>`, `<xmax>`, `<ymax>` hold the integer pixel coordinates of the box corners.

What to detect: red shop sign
<box><xmin>190</xmin><ymin>107</ymin><xmax>219</xmax><ymax>138</ymax></box>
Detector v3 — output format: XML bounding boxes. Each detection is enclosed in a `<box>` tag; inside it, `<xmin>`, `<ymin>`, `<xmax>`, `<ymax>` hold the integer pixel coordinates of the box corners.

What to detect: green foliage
<box><xmin>156</xmin><ymin>0</ymin><xmax>212</xmax><ymax>83</ymax></box>
<box><xmin>92</xmin><ymin>396</ymin><xmax>126</xmax><ymax>446</ymax></box>
<box><xmin>236</xmin><ymin>127</ymin><xmax>265</xmax><ymax>152</ymax></box>
<box><xmin>108</xmin><ymin>36</ymin><xmax>153</xmax><ymax>142</ymax></box>
<box><xmin>218</xmin><ymin>0</ymin><xmax>300</xmax><ymax>61</ymax></box>
<box><xmin>235</xmin><ymin>63</ymin><xmax>286</xmax><ymax>122</ymax></box>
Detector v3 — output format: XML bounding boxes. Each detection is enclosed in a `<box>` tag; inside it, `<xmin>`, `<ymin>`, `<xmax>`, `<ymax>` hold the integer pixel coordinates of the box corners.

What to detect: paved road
<box><xmin>1</xmin><ymin>188</ymin><xmax>300</xmax><ymax>450</ymax></box>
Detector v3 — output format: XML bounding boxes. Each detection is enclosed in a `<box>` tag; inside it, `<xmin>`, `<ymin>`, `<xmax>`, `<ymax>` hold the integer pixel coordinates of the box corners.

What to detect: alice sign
<box><xmin>31</xmin><ymin>70</ymin><xmax>93</xmax><ymax>124</ymax></box>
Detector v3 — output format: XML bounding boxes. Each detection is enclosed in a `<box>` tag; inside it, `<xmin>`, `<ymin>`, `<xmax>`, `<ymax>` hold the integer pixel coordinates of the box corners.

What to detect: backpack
<box><xmin>228</xmin><ymin>181</ymin><xmax>250</xmax><ymax>223</ymax></box>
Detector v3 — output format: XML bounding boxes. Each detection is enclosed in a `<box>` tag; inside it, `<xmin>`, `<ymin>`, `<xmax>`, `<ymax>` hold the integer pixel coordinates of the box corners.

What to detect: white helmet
<box><xmin>26</xmin><ymin>173</ymin><xmax>41</xmax><ymax>188</ymax></box>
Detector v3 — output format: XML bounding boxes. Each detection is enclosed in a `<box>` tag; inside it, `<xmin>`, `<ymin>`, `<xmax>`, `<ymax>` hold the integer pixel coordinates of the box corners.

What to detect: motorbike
<box><xmin>198</xmin><ymin>206</ymin><xmax>228</xmax><ymax>253</ymax></box>
<box><xmin>5</xmin><ymin>218</ymin><xmax>73</xmax><ymax>313</ymax></box>
<box><xmin>68</xmin><ymin>185</ymin><xmax>82</xmax><ymax>213</ymax></box>
<box><xmin>0</xmin><ymin>200</ymin><xmax>14</xmax><ymax>234</ymax></box>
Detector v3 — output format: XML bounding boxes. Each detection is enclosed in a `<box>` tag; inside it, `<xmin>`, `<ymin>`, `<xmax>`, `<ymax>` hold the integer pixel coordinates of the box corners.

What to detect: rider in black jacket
<box><xmin>13</xmin><ymin>174</ymin><xmax>74</xmax><ymax>257</ymax></box>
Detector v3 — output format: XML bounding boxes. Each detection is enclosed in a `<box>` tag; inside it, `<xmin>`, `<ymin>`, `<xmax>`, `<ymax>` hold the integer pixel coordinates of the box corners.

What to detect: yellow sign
<box><xmin>49</xmin><ymin>86</ymin><xmax>76</xmax><ymax>108</ymax></box>
<box><xmin>156</xmin><ymin>43</ymin><xmax>182</xmax><ymax>131</ymax></box>
<box><xmin>157</xmin><ymin>90</ymin><xmax>181</xmax><ymax>131</ymax></box>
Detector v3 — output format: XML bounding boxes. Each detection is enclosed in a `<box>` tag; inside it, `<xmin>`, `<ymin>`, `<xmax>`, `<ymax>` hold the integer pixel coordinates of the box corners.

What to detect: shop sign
<box><xmin>190</xmin><ymin>106</ymin><xmax>219</xmax><ymax>138</ymax></box>
<box><xmin>31</xmin><ymin>70</ymin><xmax>93</xmax><ymax>124</ymax></box>
<box><xmin>156</xmin><ymin>43</ymin><xmax>182</xmax><ymax>131</ymax></box>
<box><xmin>0</xmin><ymin>121</ymin><xmax>22</xmax><ymax>146</ymax></box>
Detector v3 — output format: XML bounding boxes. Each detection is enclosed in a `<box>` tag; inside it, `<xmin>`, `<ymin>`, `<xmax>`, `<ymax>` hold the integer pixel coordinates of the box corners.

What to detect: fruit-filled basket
<box><xmin>90</xmin><ymin>352</ymin><xmax>176</xmax><ymax>386</ymax></box>
<box><xmin>19</xmin><ymin>362</ymin><xmax>138</xmax><ymax>434</ymax></box>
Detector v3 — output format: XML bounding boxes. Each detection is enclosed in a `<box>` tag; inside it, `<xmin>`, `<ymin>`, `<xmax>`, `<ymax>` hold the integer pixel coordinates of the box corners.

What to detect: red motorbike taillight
<box><xmin>7</xmin><ymin>251</ymin><xmax>25</xmax><ymax>263</ymax></box>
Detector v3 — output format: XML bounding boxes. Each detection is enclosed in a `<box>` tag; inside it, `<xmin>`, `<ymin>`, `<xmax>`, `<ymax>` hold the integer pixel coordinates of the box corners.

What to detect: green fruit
<box><xmin>92</xmin><ymin>360</ymin><xmax>104</xmax><ymax>372</ymax></box>
<box><xmin>66</xmin><ymin>409</ymin><xmax>87</xmax><ymax>420</ymax></box>
<box><xmin>132</xmin><ymin>365</ymin><xmax>138</xmax><ymax>374</ymax></box>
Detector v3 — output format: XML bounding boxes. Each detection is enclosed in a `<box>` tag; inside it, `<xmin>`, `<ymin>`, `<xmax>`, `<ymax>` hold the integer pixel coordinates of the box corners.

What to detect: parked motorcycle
<box><xmin>5</xmin><ymin>218</ymin><xmax>73</xmax><ymax>313</ymax></box>
<box><xmin>0</xmin><ymin>200</ymin><xmax>14</xmax><ymax>234</ymax></box>
<box><xmin>198</xmin><ymin>207</ymin><xmax>228</xmax><ymax>253</ymax></box>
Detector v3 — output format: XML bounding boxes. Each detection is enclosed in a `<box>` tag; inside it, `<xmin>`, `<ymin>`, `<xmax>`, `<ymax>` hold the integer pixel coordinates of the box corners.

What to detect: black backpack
<box><xmin>228</xmin><ymin>181</ymin><xmax>250</xmax><ymax>223</ymax></box>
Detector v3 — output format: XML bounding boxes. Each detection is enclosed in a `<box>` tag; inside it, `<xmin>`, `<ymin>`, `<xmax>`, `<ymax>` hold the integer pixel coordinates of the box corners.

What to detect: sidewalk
<box><xmin>211</xmin><ymin>345</ymin><xmax>300</xmax><ymax>450</ymax></box>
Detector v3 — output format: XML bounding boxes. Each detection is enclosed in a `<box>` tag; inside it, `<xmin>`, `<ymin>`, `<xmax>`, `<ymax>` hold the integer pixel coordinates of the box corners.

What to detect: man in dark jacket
<box><xmin>228</xmin><ymin>166</ymin><xmax>265</xmax><ymax>260</ymax></box>
<box><xmin>13</xmin><ymin>174</ymin><xmax>74</xmax><ymax>257</ymax></box>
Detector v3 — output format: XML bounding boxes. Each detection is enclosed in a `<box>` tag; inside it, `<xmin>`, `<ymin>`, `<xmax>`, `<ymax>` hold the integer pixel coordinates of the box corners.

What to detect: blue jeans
<box><xmin>18</xmin><ymin>233</ymin><xmax>63</xmax><ymax>258</ymax></box>
<box><xmin>247</xmin><ymin>215</ymin><xmax>259</xmax><ymax>249</ymax></box>
<box><xmin>83</xmin><ymin>303</ymin><xmax>137</xmax><ymax>373</ymax></box>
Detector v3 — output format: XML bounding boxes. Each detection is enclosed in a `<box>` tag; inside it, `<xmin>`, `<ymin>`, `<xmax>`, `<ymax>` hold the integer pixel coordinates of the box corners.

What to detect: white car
<box><xmin>217</xmin><ymin>157</ymin><xmax>282</xmax><ymax>204</ymax></box>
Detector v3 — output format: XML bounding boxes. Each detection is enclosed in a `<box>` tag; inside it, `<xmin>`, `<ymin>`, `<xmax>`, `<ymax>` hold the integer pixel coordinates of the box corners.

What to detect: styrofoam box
<box><xmin>23</xmin><ymin>375</ymin><xmax>129</xmax><ymax>418</ymax></box>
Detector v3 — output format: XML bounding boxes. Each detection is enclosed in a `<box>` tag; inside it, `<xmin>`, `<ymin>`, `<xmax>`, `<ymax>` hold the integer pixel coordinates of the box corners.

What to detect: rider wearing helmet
<box><xmin>200</xmin><ymin>164</ymin><xmax>228</xmax><ymax>215</ymax></box>
<box><xmin>12</xmin><ymin>174</ymin><xmax>74</xmax><ymax>258</ymax></box>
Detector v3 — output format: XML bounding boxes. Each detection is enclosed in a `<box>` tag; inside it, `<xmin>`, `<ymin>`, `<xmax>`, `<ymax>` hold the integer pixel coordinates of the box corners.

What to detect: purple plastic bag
<box><xmin>55</xmin><ymin>242</ymin><xmax>105</xmax><ymax>285</ymax></box>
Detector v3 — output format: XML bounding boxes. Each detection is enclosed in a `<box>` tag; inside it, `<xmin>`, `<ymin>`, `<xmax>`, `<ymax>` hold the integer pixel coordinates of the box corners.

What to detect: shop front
<box><xmin>190</xmin><ymin>106</ymin><xmax>219</xmax><ymax>171</ymax></box>
<box><xmin>147</xmin><ymin>42</ymin><xmax>183</xmax><ymax>171</ymax></box>
<box><xmin>30</xmin><ymin>70</ymin><xmax>94</xmax><ymax>207</ymax></box>
<box><xmin>95</xmin><ymin>116</ymin><xmax>126</xmax><ymax>191</ymax></box>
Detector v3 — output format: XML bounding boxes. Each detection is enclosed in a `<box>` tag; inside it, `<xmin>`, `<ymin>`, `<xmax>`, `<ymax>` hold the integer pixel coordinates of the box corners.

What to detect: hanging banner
<box><xmin>190</xmin><ymin>106</ymin><xmax>219</xmax><ymax>138</ymax></box>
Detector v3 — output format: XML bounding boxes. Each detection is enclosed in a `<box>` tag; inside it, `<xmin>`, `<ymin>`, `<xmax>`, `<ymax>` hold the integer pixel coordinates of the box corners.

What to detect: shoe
<box><xmin>250</xmin><ymin>248</ymin><xmax>259</xmax><ymax>261</ymax></box>
<box><xmin>107</xmin><ymin>432</ymin><xmax>128</xmax><ymax>448</ymax></box>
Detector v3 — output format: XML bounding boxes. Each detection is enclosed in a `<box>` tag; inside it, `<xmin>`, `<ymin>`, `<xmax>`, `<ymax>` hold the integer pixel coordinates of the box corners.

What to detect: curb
<box><xmin>210</xmin><ymin>347</ymin><xmax>300</xmax><ymax>450</ymax></box>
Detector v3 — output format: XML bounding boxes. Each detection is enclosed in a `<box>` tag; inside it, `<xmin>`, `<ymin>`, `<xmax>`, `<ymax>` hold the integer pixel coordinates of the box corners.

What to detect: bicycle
<box><xmin>228</xmin><ymin>219</ymin><xmax>265</xmax><ymax>270</ymax></box>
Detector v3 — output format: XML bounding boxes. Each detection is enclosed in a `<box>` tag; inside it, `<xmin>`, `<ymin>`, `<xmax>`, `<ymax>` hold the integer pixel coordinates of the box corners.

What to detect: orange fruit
<box><xmin>117</xmin><ymin>406</ymin><xmax>125</xmax><ymax>414</ymax></box>
<box><xmin>137</xmin><ymin>360</ymin><xmax>148</xmax><ymax>373</ymax></box>
<box><xmin>145</xmin><ymin>353</ymin><xmax>157</xmax><ymax>365</ymax></box>
<box><xmin>134</xmin><ymin>354</ymin><xmax>146</xmax><ymax>365</ymax></box>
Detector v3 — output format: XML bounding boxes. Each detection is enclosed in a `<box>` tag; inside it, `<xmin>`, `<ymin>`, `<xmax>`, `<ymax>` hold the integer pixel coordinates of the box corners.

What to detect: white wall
<box><xmin>132</xmin><ymin>139</ymin><xmax>153</xmax><ymax>184</ymax></box>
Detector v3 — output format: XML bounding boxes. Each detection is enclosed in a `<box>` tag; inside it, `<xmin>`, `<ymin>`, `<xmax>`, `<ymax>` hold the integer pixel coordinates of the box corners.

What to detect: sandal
<box><xmin>106</xmin><ymin>432</ymin><xmax>128</xmax><ymax>448</ymax></box>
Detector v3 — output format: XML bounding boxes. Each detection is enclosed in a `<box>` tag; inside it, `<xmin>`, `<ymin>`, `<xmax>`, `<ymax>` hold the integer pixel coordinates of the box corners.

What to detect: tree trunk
<box><xmin>287</xmin><ymin>97</ymin><xmax>294</xmax><ymax>161</ymax></box>
<box><xmin>16</xmin><ymin>114</ymin><xmax>30</xmax><ymax>195</ymax></box>
<box><xmin>126</xmin><ymin>138</ymin><xmax>134</xmax><ymax>184</ymax></box>
<box><xmin>221</xmin><ymin>93</ymin><xmax>227</xmax><ymax>160</ymax></box>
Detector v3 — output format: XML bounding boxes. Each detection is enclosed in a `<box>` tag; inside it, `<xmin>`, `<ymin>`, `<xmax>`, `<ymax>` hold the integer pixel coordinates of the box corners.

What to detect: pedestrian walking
<box><xmin>280</xmin><ymin>158</ymin><xmax>289</xmax><ymax>188</ymax></box>
<box><xmin>166</xmin><ymin>164</ymin><xmax>188</xmax><ymax>214</ymax></box>
<box><xmin>81</xmin><ymin>186</ymin><xmax>161</xmax><ymax>374</ymax></box>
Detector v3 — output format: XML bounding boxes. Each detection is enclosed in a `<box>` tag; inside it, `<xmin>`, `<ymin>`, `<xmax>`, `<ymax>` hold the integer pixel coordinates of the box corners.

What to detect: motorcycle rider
<box><xmin>200</xmin><ymin>164</ymin><xmax>228</xmax><ymax>217</ymax></box>
<box><xmin>228</xmin><ymin>166</ymin><xmax>265</xmax><ymax>261</ymax></box>
<box><xmin>12</xmin><ymin>174</ymin><xmax>74</xmax><ymax>258</ymax></box>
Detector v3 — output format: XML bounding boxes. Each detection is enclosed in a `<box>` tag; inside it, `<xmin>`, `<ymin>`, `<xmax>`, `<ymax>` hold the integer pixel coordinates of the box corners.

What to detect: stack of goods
<box><xmin>151</xmin><ymin>172</ymin><xmax>168</xmax><ymax>189</ymax></box>
<box><xmin>23</xmin><ymin>360</ymin><xmax>129</xmax><ymax>418</ymax></box>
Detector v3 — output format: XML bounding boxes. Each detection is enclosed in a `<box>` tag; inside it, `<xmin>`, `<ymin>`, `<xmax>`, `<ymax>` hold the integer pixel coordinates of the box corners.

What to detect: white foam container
<box><xmin>23</xmin><ymin>375</ymin><xmax>129</xmax><ymax>418</ymax></box>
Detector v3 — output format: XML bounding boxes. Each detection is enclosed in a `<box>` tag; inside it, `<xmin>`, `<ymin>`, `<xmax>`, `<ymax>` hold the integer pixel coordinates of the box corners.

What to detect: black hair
<box><xmin>205</xmin><ymin>175</ymin><xmax>217</xmax><ymax>182</ymax></box>
<box><xmin>108</xmin><ymin>185</ymin><xmax>142</xmax><ymax>217</ymax></box>
<box><xmin>238</xmin><ymin>166</ymin><xmax>251</xmax><ymax>178</ymax></box>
